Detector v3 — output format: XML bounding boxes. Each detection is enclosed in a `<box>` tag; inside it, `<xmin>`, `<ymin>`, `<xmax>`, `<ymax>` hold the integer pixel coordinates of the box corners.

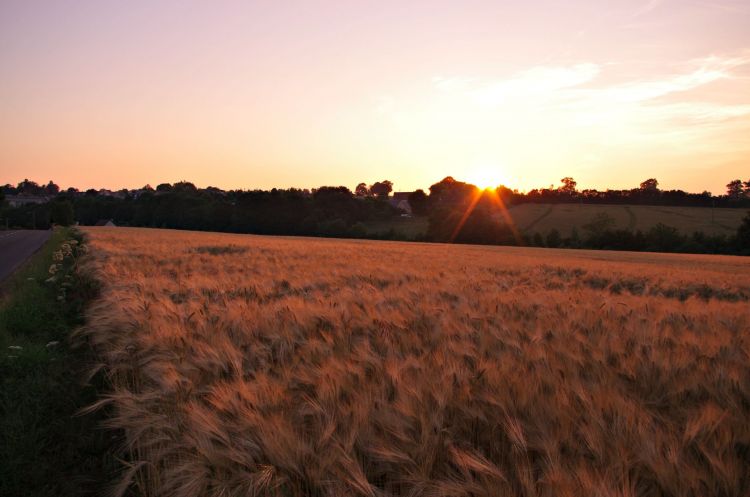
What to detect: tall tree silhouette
<box><xmin>726</xmin><ymin>180</ymin><xmax>743</xmax><ymax>199</ymax></box>
<box><xmin>370</xmin><ymin>180</ymin><xmax>393</xmax><ymax>199</ymax></box>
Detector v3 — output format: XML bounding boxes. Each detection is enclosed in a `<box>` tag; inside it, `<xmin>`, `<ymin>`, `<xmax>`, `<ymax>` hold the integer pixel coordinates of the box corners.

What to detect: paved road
<box><xmin>0</xmin><ymin>230</ymin><xmax>52</xmax><ymax>282</ymax></box>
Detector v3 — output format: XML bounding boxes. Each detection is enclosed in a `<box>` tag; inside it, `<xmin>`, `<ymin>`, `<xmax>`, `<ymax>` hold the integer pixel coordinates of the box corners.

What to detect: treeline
<box><xmin>515</xmin><ymin>177</ymin><xmax>750</xmax><ymax>207</ymax></box>
<box><xmin>420</xmin><ymin>177</ymin><xmax>750</xmax><ymax>255</ymax></box>
<box><xmin>486</xmin><ymin>218</ymin><xmax>750</xmax><ymax>255</ymax></box>
<box><xmin>0</xmin><ymin>182</ymin><xmax>399</xmax><ymax>238</ymax></box>
<box><xmin>2</xmin><ymin>177</ymin><xmax>750</xmax><ymax>255</ymax></box>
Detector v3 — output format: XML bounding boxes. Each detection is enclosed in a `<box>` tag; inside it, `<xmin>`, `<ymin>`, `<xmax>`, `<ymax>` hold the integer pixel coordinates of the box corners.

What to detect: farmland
<box><xmin>80</xmin><ymin>227</ymin><xmax>750</xmax><ymax>497</ymax></box>
<box><xmin>510</xmin><ymin>203</ymin><xmax>748</xmax><ymax>237</ymax></box>
<box><xmin>367</xmin><ymin>204</ymin><xmax>748</xmax><ymax>239</ymax></box>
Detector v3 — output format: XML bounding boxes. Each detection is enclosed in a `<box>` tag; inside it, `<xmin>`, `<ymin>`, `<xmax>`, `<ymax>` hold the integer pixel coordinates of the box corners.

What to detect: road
<box><xmin>0</xmin><ymin>230</ymin><xmax>52</xmax><ymax>282</ymax></box>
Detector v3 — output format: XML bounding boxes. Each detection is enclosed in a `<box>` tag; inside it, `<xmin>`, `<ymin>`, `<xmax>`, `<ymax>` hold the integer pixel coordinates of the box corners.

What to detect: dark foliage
<box><xmin>3</xmin><ymin>177</ymin><xmax>749</xmax><ymax>255</ymax></box>
<box><xmin>6</xmin><ymin>185</ymin><xmax>398</xmax><ymax>239</ymax></box>
<box><xmin>50</xmin><ymin>200</ymin><xmax>74</xmax><ymax>226</ymax></box>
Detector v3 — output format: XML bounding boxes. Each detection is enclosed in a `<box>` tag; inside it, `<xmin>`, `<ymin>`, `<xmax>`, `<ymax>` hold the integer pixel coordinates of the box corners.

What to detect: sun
<box><xmin>466</xmin><ymin>165</ymin><xmax>508</xmax><ymax>190</ymax></box>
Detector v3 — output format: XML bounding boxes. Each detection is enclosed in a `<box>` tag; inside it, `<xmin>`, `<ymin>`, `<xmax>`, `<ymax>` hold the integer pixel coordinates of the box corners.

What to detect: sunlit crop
<box><xmin>79</xmin><ymin>227</ymin><xmax>750</xmax><ymax>497</ymax></box>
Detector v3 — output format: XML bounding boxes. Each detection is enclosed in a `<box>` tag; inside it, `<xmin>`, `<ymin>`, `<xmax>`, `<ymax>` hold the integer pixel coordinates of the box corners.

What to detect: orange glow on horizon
<box><xmin>448</xmin><ymin>188</ymin><xmax>523</xmax><ymax>245</ymax></box>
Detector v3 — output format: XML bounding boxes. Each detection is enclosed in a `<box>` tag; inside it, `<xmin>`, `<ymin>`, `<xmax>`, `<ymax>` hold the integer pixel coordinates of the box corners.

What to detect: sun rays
<box><xmin>448</xmin><ymin>187</ymin><xmax>523</xmax><ymax>245</ymax></box>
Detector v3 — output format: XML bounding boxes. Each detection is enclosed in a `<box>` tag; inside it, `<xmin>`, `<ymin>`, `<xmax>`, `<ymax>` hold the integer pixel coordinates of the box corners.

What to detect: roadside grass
<box><xmin>0</xmin><ymin>228</ymin><xmax>116</xmax><ymax>497</ymax></box>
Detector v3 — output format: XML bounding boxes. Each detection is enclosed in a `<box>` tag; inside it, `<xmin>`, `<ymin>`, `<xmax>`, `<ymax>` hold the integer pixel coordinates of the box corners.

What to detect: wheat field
<box><xmin>78</xmin><ymin>227</ymin><xmax>750</xmax><ymax>497</ymax></box>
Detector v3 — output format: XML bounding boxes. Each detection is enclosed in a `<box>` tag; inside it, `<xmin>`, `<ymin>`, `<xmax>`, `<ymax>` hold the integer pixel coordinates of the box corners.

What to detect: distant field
<box><xmin>511</xmin><ymin>203</ymin><xmax>748</xmax><ymax>236</ymax></box>
<box><xmin>371</xmin><ymin>204</ymin><xmax>747</xmax><ymax>239</ymax></box>
<box><xmin>81</xmin><ymin>227</ymin><xmax>750</xmax><ymax>497</ymax></box>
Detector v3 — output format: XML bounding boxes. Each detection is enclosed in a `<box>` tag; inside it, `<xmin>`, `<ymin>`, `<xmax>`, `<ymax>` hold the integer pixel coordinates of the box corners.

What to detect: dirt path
<box><xmin>624</xmin><ymin>206</ymin><xmax>637</xmax><ymax>231</ymax></box>
<box><xmin>522</xmin><ymin>205</ymin><xmax>556</xmax><ymax>232</ymax></box>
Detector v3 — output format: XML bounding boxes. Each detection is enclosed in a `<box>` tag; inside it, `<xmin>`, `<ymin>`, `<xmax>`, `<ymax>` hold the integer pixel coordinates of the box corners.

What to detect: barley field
<box><xmin>79</xmin><ymin>227</ymin><xmax>750</xmax><ymax>497</ymax></box>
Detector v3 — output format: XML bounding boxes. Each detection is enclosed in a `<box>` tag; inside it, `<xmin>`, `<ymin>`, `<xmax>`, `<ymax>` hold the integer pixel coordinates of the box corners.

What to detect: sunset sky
<box><xmin>1</xmin><ymin>0</ymin><xmax>749</xmax><ymax>194</ymax></box>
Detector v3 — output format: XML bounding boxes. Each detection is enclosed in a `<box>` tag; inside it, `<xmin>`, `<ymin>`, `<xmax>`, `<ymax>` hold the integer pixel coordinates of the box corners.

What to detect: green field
<box><xmin>510</xmin><ymin>203</ymin><xmax>747</xmax><ymax>236</ymax></box>
<box><xmin>368</xmin><ymin>204</ymin><xmax>747</xmax><ymax>239</ymax></box>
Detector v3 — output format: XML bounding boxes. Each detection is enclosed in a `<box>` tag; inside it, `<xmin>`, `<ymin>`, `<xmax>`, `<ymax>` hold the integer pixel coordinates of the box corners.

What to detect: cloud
<box><xmin>560</xmin><ymin>55</ymin><xmax>750</xmax><ymax>115</ymax></box>
<box><xmin>578</xmin><ymin>64</ymin><xmax>730</xmax><ymax>104</ymax></box>
<box><xmin>468</xmin><ymin>64</ymin><xmax>600</xmax><ymax>106</ymax></box>
<box><xmin>432</xmin><ymin>76</ymin><xmax>476</xmax><ymax>92</ymax></box>
<box><xmin>376</xmin><ymin>53</ymin><xmax>750</xmax><ymax>155</ymax></box>
<box><xmin>431</xmin><ymin>56</ymin><xmax>745</xmax><ymax>111</ymax></box>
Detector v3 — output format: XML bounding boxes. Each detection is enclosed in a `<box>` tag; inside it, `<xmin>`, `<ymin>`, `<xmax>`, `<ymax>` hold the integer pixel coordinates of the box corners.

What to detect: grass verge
<box><xmin>0</xmin><ymin>227</ymin><xmax>117</xmax><ymax>497</ymax></box>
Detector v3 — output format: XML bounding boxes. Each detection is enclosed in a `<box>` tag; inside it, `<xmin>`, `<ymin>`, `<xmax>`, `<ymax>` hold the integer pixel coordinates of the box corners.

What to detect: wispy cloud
<box><xmin>466</xmin><ymin>64</ymin><xmax>601</xmax><ymax>105</ymax></box>
<box><xmin>427</xmin><ymin>54</ymin><xmax>750</xmax><ymax>119</ymax></box>
<box><xmin>572</xmin><ymin>58</ymin><xmax>738</xmax><ymax>104</ymax></box>
<box><xmin>374</xmin><ymin>53</ymin><xmax>750</xmax><ymax>167</ymax></box>
<box><xmin>598</xmin><ymin>71</ymin><xmax>725</xmax><ymax>103</ymax></box>
<box><xmin>432</xmin><ymin>76</ymin><xmax>476</xmax><ymax>92</ymax></box>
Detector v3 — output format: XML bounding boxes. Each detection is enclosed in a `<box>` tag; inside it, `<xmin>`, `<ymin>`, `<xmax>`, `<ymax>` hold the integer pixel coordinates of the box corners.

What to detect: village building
<box><xmin>389</xmin><ymin>192</ymin><xmax>413</xmax><ymax>215</ymax></box>
<box><xmin>5</xmin><ymin>195</ymin><xmax>51</xmax><ymax>208</ymax></box>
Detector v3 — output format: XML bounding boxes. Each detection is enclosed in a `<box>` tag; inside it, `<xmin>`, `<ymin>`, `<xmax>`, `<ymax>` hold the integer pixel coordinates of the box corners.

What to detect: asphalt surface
<box><xmin>0</xmin><ymin>230</ymin><xmax>52</xmax><ymax>282</ymax></box>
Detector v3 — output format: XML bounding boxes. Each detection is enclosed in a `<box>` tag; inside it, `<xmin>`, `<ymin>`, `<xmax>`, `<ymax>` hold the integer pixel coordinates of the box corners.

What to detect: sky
<box><xmin>1</xmin><ymin>0</ymin><xmax>749</xmax><ymax>194</ymax></box>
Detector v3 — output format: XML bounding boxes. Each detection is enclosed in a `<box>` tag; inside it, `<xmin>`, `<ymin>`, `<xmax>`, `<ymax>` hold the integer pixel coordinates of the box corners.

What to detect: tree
<box><xmin>639</xmin><ymin>178</ymin><xmax>659</xmax><ymax>192</ymax></box>
<box><xmin>408</xmin><ymin>189</ymin><xmax>429</xmax><ymax>216</ymax></box>
<box><xmin>743</xmin><ymin>179</ymin><xmax>750</xmax><ymax>196</ymax></box>
<box><xmin>370</xmin><ymin>180</ymin><xmax>393</xmax><ymax>199</ymax></box>
<box><xmin>429</xmin><ymin>207</ymin><xmax>511</xmax><ymax>245</ymax></box>
<box><xmin>17</xmin><ymin>179</ymin><xmax>43</xmax><ymax>195</ymax></box>
<box><xmin>2</xmin><ymin>183</ymin><xmax>18</xmax><ymax>195</ymax></box>
<box><xmin>583</xmin><ymin>212</ymin><xmax>615</xmax><ymax>236</ymax></box>
<box><xmin>532</xmin><ymin>232</ymin><xmax>544</xmax><ymax>246</ymax></box>
<box><xmin>355</xmin><ymin>183</ymin><xmax>370</xmax><ymax>197</ymax></box>
<box><xmin>428</xmin><ymin>177</ymin><xmax>478</xmax><ymax>207</ymax></box>
<box><xmin>559</xmin><ymin>177</ymin><xmax>577</xmax><ymax>194</ymax></box>
<box><xmin>737</xmin><ymin>211</ymin><xmax>750</xmax><ymax>252</ymax></box>
<box><xmin>45</xmin><ymin>181</ymin><xmax>60</xmax><ymax>195</ymax></box>
<box><xmin>156</xmin><ymin>183</ymin><xmax>172</xmax><ymax>193</ymax></box>
<box><xmin>50</xmin><ymin>200</ymin><xmax>74</xmax><ymax>226</ymax></box>
<box><xmin>173</xmin><ymin>181</ymin><xmax>197</xmax><ymax>193</ymax></box>
<box><xmin>545</xmin><ymin>229</ymin><xmax>562</xmax><ymax>248</ymax></box>
<box><xmin>647</xmin><ymin>223</ymin><xmax>684</xmax><ymax>252</ymax></box>
<box><xmin>726</xmin><ymin>180</ymin><xmax>743</xmax><ymax>199</ymax></box>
